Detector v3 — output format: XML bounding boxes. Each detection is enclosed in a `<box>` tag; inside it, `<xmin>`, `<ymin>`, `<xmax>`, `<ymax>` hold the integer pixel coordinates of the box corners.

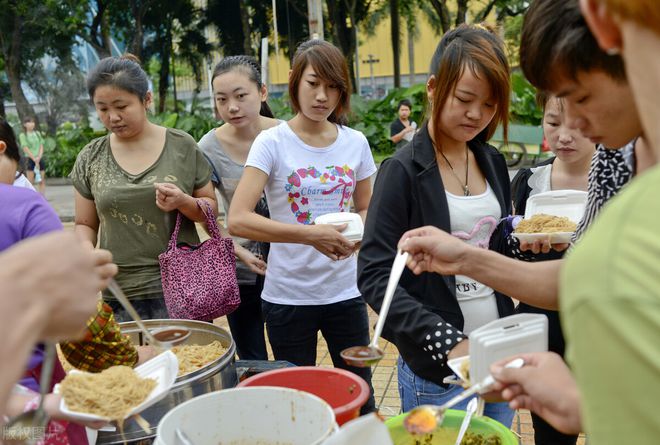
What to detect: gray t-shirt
<box><xmin>198</xmin><ymin>129</ymin><xmax>264</xmax><ymax>285</ymax></box>
<box><xmin>71</xmin><ymin>128</ymin><xmax>212</xmax><ymax>300</ymax></box>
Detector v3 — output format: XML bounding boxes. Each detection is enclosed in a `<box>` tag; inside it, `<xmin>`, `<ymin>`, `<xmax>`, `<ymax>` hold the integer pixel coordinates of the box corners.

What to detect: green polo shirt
<box><xmin>561</xmin><ymin>165</ymin><xmax>660</xmax><ymax>445</ymax></box>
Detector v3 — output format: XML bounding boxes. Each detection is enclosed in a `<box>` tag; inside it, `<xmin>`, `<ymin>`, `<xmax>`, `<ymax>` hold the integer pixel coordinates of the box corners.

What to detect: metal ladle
<box><xmin>4</xmin><ymin>343</ymin><xmax>56</xmax><ymax>444</ymax></box>
<box><xmin>404</xmin><ymin>358</ymin><xmax>525</xmax><ymax>435</ymax></box>
<box><xmin>107</xmin><ymin>279</ymin><xmax>190</xmax><ymax>348</ymax></box>
<box><xmin>341</xmin><ymin>250</ymin><xmax>409</xmax><ymax>367</ymax></box>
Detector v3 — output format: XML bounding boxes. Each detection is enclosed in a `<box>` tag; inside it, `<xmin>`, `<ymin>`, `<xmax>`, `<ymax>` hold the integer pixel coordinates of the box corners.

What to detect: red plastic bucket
<box><xmin>236</xmin><ymin>366</ymin><xmax>370</xmax><ymax>425</ymax></box>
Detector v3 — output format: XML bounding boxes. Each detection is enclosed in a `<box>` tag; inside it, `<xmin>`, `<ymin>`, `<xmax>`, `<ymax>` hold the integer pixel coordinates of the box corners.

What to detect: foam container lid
<box><xmin>524</xmin><ymin>190</ymin><xmax>588</xmax><ymax>223</ymax></box>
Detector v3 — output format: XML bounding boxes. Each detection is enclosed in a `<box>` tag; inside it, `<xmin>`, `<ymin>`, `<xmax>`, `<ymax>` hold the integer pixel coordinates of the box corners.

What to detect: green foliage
<box><xmin>509</xmin><ymin>71</ymin><xmax>543</xmax><ymax>125</ymax></box>
<box><xmin>149</xmin><ymin>98</ymin><xmax>218</xmax><ymax>141</ymax></box>
<box><xmin>268</xmin><ymin>94</ymin><xmax>295</xmax><ymax>121</ymax></box>
<box><xmin>348</xmin><ymin>83</ymin><xmax>427</xmax><ymax>155</ymax></box>
<box><xmin>44</xmin><ymin>122</ymin><xmax>106</xmax><ymax>177</ymax></box>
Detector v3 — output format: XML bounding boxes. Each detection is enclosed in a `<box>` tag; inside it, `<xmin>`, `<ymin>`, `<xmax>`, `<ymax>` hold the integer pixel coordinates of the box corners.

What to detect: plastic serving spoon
<box><xmin>404</xmin><ymin>358</ymin><xmax>525</xmax><ymax>435</ymax></box>
<box><xmin>4</xmin><ymin>343</ymin><xmax>56</xmax><ymax>444</ymax></box>
<box><xmin>107</xmin><ymin>279</ymin><xmax>190</xmax><ymax>348</ymax></box>
<box><xmin>454</xmin><ymin>397</ymin><xmax>478</xmax><ymax>445</ymax></box>
<box><xmin>341</xmin><ymin>250</ymin><xmax>409</xmax><ymax>367</ymax></box>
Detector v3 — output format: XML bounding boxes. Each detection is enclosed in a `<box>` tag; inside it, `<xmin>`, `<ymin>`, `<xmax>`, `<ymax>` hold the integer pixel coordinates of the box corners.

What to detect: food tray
<box><xmin>56</xmin><ymin>350</ymin><xmax>178</xmax><ymax>422</ymax></box>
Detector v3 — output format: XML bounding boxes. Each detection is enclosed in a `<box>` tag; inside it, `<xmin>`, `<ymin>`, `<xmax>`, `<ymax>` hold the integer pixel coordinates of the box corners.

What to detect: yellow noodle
<box><xmin>171</xmin><ymin>340</ymin><xmax>227</xmax><ymax>376</ymax></box>
<box><xmin>515</xmin><ymin>213</ymin><xmax>577</xmax><ymax>234</ymax></box>
<box><xmin>60</xmin><ymin>366</ymin><xmax>156</xmax><ymax>420</ymax></box>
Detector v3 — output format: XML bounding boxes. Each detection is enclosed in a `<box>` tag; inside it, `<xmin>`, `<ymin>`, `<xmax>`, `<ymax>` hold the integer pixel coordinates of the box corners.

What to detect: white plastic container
<box><xmin>57</xmin><ymin>350</ymin><xmax>179</xmax><ymax>423</ymax></box>
<box><xmin>155</xmin><ymin>387</ymin><xmax>337</xmax><ymax>445</ymax></box>
<box><xmin>314</xmin><ymin>212</ymin><xmax>364</xmax><ymax>242</ymax></box>
<box><xmin>469</xmin><ymin>314</ymin><xmax>548</xmax><ymax>385</ymax></box>
<box><xmin>513</xmin><ymin>190</ymin><xmax>587</xmax><ymax>244</ymax></box>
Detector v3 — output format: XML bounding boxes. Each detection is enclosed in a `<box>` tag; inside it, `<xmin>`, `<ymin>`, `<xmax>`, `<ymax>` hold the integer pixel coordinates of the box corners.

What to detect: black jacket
<box><xmin>357</xmin><ymin>123</ymin><xmax>515</xmax><ymax>385</ymax></box>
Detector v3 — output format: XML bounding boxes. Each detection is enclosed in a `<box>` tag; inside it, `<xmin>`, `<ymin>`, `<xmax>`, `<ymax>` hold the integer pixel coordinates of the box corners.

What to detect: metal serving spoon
<box><xmin>341</xmin><ymin>250</ymin><xmax>409</xmax><ymax>367</ymax></box>
<box><xmin>404</xmin><ymin>358</ymin><xmax>525</xmax><ymax>435</ymax></box>
<box><xmin>107</xmin><ymin>279</ymin><xmax>190</xmax><ymax>348</ymax></box>
<box><xmin>4</xmin><ymin>343</ymin><xmax>56</xmax><ymax>444</ymax></box>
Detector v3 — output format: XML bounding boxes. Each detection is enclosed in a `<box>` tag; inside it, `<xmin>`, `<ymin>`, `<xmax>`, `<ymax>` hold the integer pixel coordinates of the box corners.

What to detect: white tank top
<box><xmin>446</xmin><ymin>183</ymin><xmax>501</xmax><ymax>334</ymax></box>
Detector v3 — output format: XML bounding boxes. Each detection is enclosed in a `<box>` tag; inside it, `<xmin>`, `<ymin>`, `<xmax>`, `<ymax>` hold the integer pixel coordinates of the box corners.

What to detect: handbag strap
<box><xmin>197</xmin><ymin>199</ymin><xmax>223</xmax><ymax>240</ymax></box>
<box><xmin>167</xmin><ymin>200</ymin><xmax>221</xmax><ymax>250</ymax></box>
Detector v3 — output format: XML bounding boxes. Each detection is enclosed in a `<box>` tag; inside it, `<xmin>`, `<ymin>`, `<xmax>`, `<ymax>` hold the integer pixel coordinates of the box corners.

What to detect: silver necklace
<box><xmin>438</xmin><ymin>147</ymin><xmax>470</xmax><ymax>196</ymax></box>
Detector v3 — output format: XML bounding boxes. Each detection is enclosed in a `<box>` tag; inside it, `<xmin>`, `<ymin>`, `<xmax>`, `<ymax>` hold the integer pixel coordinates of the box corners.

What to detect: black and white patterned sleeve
<box><xmin>421</xmin><ymin>321</ymin><xmax>466</xmax><ymax>367</ymax></box>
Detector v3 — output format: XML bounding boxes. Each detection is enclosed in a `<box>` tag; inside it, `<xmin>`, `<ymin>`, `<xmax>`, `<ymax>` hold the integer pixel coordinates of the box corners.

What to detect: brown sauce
<box><xmin>152</xmin><ymin>328</ymin><xmax>189</xmax><ymax>342</ymax></box>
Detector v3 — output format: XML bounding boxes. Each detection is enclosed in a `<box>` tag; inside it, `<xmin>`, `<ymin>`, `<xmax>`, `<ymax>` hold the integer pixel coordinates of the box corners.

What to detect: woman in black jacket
<box><xmin>358</xmin><ymin>24</ymin><xmax>516</xmax><ymax>426</ymax></box>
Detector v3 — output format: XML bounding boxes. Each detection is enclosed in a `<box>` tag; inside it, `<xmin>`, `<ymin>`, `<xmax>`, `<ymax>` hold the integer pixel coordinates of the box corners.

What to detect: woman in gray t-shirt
<box><xmin>198</xmin><ymin>56</ymin><xmax>279</xmax><ymax>360</ymax></box>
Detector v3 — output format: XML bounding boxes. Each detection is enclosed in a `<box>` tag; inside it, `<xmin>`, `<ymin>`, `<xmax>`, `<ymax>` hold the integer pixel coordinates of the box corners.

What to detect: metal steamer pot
<box><xmin>97</xmin><ymin>320</ymin><xmax>237</xmax><ymax>445</ymax></box>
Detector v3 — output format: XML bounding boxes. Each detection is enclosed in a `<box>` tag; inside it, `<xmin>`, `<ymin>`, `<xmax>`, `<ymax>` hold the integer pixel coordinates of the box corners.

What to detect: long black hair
<box><xmin>212</xmin><ymin>56</ymin><xmax>274</xmax><ymax>119</ymax></box>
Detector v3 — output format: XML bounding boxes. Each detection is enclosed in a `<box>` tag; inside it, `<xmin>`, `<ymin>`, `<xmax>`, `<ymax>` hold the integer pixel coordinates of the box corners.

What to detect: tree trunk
<box><xmin>326</xmin><ymin>0</ymin><xmax>357</xmax><ymax>93</ymax></box>
<box><xmin>456</xmin><ymin>0</ymin><xmax>468</xmax><ymax>26</ymax></box>
<box><xmin>390</xmin><ymin>0</ymin><xmax>401</xmax><ymax>88</ymax></box>
<box><xmin>101</xmin><ymin>13</ymin><xmax>113</xmax><ymax>56</ymax></box>
<box><xmin>129</xmin><ymin>0</ymin><xmax>145</xmax><ymax>60</ymax></box>
<box><xmin>0</xmin><ymin>97</ymin><xmax>5</xmax><ymax>119</ymax></box>
<box><xmin>428</xmin><ymin>0</ymin><xmax>450</xmax><ymax>34</ymax></box>
<box><xmin>158</xmin><ymin>30</ymin><xmax>172</xmax><ymax>114</ymax></box>
<box><xmin>6</xmin><ymin>64</ymin><xmax>35</xmax><ymax>123</ymax></box>
<box><xmin>239</xmin><ymin>2</ymin><xmax>251</xmax><ymax>54</ymax></box>
<box><xmin>407</xmin><ymin>22</ymin><xmax>415</xmax><ymax>86</ymax></box>
<box><xmin>89</xmin><ymin>0</ymin><xmax>112</xmax><ymax>58</ymax></box>
<box><xmin>131</xmin><ymin>20</ymin><xmax>144</xmax><ymax>60</ymax></box>
<box><xmin>4</xmin><ymin>15</ymin><xmax>36</xmax><ymax>121</ymax></box>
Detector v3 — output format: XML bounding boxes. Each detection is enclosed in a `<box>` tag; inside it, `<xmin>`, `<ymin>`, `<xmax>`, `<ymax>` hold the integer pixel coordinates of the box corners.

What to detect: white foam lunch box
<box><xmin>445</xmin><ymin>314</ymin><xmax>549</xmax><ymax>391</ymax></box>
<box><xmin>513</xmin><ymin>190</ymin><xmax>588</xmax><ymax>244</ymax></box>
<box><xmin>314</xmin><ymin>212</ymin><xmax>364</xmax><ymax>242</ymax></box>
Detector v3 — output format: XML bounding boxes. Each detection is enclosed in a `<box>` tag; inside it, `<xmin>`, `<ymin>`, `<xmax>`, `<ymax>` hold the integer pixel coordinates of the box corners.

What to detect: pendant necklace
<box><xmin>439</xmin><ymin>147</ymin><xmax>470</xmax><ymax>196</ymax></box>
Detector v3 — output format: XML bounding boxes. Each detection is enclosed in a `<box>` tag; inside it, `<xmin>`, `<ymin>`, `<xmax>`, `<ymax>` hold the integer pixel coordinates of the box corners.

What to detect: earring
<box><xmin>606</xmin><ymin>47</ymin><xmax>620</xmax><ymax>56</ymax></box>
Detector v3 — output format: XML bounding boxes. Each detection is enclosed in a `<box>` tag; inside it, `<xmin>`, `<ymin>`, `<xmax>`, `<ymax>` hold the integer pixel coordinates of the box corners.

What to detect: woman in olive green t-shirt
<box><xmin>71</xmin><ymin>55</ymin><xmax>217</xmax><ymax>321</ymax></box>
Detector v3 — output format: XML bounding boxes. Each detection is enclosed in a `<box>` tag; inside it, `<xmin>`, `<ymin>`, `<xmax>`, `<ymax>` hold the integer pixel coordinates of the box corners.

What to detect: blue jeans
<box><xmin>262</xmin><ymin>297</ymin><xmax>376</xmax><ymax>413</ymax></box>
<box><xmin>397</xmin><ymin>357</ymin><xmax>515</xmax><ymax>427</ymax></box>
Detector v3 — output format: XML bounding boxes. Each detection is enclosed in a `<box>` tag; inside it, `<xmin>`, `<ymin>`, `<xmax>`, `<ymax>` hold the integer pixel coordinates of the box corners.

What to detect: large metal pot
<box><xmin>97</xmin><ymin>320</ymin><xmax>237</xmax><ymax>445</ymax></box>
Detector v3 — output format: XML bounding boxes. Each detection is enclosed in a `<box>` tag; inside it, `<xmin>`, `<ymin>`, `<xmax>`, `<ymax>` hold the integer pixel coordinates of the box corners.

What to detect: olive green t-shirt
<box><xmin>561</xmin><ymin>165</ymin><xmax>660</xmax><ymax>445</ymax></box>
<box><xmin>70</xmin><ymin>128</ymin><xmax>212</xmax><ymax>300</ymax></box>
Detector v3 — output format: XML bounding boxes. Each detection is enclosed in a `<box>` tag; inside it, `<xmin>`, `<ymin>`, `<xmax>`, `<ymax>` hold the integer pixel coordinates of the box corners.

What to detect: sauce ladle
<box><xmin>107</xmin><ymin>279</ymin><xmax>190</xmax><ymax>348</ymax></box>
<box><xmin>341</xmin><ymin>250</ymin><xmax>409</xmax><ymax>367</ymax></box>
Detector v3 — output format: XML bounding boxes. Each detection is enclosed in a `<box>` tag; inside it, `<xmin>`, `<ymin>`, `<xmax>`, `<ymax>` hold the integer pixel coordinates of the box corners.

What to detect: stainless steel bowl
<box><xmin>97</xmin><ymin>320</ymin><xmax>237</xmax><ymax>445</ymax></box>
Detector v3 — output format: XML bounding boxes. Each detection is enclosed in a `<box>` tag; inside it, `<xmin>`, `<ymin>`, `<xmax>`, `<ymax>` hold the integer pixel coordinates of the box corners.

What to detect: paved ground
<box><xmin>47</xmin><ymin>175</ymin><xmax>586</xmax><ymax>444</ymax></box>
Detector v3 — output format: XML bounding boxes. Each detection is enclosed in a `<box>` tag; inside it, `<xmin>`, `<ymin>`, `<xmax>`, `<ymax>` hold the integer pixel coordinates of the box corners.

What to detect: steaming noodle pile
<box><xmin>171</xmin><ymin>340</ymin><xmax>227</xmax><ymax>376</ymax></box>
<box><xmin>515</xmin><ymin>213</ymin><xmax>577</xmax><ymax>234</ymax></box>
<box><xmin>60</xmin><ymin>366</ymin><xmax>156</xmax><ymax>420</ymax></box>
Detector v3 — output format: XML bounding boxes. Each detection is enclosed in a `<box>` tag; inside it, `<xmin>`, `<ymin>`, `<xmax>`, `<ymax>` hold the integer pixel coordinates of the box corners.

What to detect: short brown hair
<box><xmin>289</xmin><ymin>40</ymin><xmax>351</xmax><ymax>125</ymax></box>
<box><xmin>429</xmin><ymin>24</ymin><xmax>510</xmax><ymax>143</ymax></box>
<box><xmin>595</xmin><ymin>0</ymin><xmax>660</xmax><ymax>34</ymax></box>
<box><xmin>520</xmin><ymin>0</ymin><xmax>626</xmax><ymax>92</ymax></box>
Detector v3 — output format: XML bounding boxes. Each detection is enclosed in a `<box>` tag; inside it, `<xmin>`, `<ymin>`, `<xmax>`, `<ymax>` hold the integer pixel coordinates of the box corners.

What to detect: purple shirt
<box><xmin>0</xmin><ymin>183</ymin><xmax>62</xmax><ymax>391</ymax></box>
<box><xmin>0</xmin><ymin>183</ymin><xmax>62</xmax><ymax>250</ymax></box>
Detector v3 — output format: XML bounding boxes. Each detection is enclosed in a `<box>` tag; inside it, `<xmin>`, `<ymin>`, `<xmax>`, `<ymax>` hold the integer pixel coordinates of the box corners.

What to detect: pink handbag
<box><xmin>159</xmin><ymin>200</ymin><xmax>240</xmax><ymax>320</ymax></box>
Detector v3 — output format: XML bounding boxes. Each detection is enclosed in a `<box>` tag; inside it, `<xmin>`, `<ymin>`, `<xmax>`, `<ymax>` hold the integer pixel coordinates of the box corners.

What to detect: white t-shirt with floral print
<box><xmin>246</xmin><ymin>122</ymin><xmax>377</xmax><ymax>305</ymax></box>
